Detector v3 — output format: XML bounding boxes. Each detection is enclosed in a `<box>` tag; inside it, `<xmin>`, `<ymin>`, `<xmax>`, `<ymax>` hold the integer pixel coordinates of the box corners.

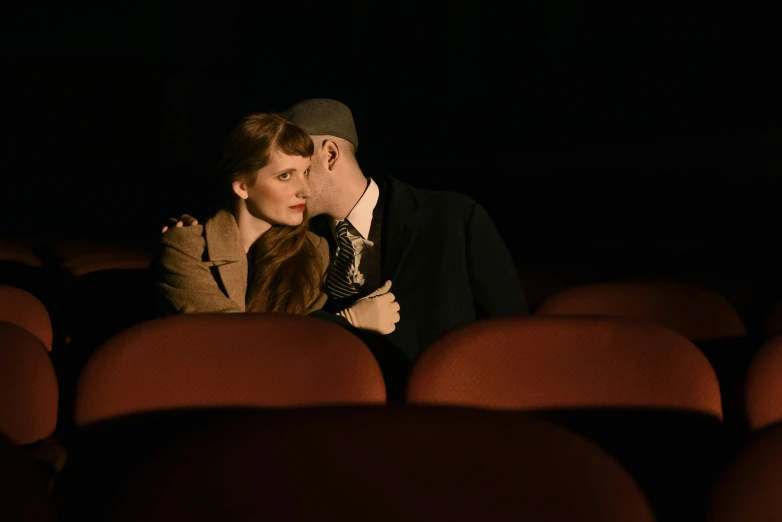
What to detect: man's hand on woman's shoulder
<box><xmin>160</xmin><ymin>214</ymin><xmax>199</xmax><ymax>233</ymax></box>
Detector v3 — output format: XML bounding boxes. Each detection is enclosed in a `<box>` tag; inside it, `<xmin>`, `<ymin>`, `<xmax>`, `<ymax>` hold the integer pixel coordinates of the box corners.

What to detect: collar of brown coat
<box><xmin>205</xmin><ymin>209</ymin><xmax>247</xmax><ymax>309</ymax></box>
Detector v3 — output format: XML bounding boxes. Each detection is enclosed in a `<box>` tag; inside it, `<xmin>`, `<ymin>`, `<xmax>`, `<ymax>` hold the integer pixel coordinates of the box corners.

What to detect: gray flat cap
<box><xmin>281</xmin><ymin>98</ymin><xmax>358</xmax><ymax>151</ymax></box>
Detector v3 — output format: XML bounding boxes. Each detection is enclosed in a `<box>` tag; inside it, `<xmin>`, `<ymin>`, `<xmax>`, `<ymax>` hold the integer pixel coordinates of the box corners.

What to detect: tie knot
<box><xmin>335</xmin><ymin>220</ymin><xmax>351</xmax><ymax>237</ymax></box>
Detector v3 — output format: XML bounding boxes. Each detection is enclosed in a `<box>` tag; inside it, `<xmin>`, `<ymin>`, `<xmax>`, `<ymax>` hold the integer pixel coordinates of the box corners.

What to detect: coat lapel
<box><xmin>205</xmin><ymin>210</ymin><xmax>247</xmax><ymax>309</ymax></box>
<box><xmin>381</xmin><ymin>177</ymin><xmax>419</xmax><ymax>282</ymax></box>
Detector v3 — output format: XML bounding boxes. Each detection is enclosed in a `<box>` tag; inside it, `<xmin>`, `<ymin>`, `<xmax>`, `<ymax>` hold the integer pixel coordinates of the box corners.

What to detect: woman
<box><xmin>152</xmin><ymin>113</ymin><xmax>399</xmax><ymax>332</ymax></box>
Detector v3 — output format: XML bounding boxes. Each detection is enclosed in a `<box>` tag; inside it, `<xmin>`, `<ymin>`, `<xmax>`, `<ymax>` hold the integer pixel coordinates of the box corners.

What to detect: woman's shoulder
<box><xmin>159</xmin><ymin>223</ymin><xmax>207</xmax><ymax>259</ymax></box>
<box><xmin>306</xmin><ymin>231</ymin><xmax>330</xmax><ymax>264</ymax></box>
<box><xmin>306</xmin><ymin>230</ymin><xmax>327</xmax><ymax>248</ymax></box>
<box><xmin>159</xmin><ymin>209</ymin><xmax>232</xmax><ymax>257</ymax></box>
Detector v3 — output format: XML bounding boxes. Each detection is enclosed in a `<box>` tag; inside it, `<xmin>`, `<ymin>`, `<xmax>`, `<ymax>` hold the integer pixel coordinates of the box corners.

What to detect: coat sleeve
<box><xmin>152</xmin><ymin>227</ymin><xmax>244</xmax><ymax>314</ymax></box>
<box><xmin>465</xmin><ymin>203</ymin><xmax>529</xmax><ymax>317</ymax></box>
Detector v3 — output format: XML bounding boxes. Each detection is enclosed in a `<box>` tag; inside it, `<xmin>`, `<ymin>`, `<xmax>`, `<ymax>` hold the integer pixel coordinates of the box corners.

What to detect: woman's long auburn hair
<box><xmin>219</xmin><ymin>113</ymin><xmax>323</xmax><ymax>315</ymax></box>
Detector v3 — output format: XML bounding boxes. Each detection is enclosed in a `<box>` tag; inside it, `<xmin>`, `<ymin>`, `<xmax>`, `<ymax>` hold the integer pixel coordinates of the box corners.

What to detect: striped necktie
<box><xmin>326</xmin><ymin>220</ymin><xmax>359</xmax><ymax>299</ymax></box>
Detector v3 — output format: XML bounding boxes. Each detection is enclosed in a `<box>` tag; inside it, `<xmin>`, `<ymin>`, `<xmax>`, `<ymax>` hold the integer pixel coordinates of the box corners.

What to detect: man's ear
<box><xmin>323</xmin><ymin>139</ymin><xmax>341</xmax><ymax>171</ymax></box>
<box><xmin>232</xmin><ymin>179</ymin><xmax>249</xmax><ymax>200</ymax></box>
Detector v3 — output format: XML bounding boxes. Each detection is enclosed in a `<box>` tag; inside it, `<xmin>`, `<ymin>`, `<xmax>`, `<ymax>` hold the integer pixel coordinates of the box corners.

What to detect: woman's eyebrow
<box><xmin>270</xmin><ymin>167</ymin><xmax>297</xmax><ymax>176</ymax></box>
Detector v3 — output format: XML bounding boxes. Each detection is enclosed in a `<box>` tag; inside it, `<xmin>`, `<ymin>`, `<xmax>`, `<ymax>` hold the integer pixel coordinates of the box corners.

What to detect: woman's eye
<box><xmin>304</xmin><ymin>169</ymin><xmax>310</xmax><ymax>176</ymax></box>
<box><xmin>279</xmin><ymin>172</ymin><xmax>291</xmax><ymax>180</ymax></box>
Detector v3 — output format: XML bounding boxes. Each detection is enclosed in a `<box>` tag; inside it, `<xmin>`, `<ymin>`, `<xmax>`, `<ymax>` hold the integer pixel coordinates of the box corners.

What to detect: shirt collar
<box><xmin>330</xmin><ymin>178</ymin><xmax>379</xmax><ymax>240</ymax></box>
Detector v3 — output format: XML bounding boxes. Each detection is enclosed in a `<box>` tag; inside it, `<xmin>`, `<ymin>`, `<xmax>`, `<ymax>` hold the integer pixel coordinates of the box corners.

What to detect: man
<box><xmin>165</xmin><ymin>98</ymin><xmax>528</xmax><ymax>365</ymax></box>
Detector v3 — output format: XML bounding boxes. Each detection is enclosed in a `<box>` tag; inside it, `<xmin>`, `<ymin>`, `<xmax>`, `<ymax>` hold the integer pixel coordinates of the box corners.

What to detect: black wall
<box><xmin>2</xmin><ymin>2</ymin><xmax>780</xmax><ymax>267</ymax></box>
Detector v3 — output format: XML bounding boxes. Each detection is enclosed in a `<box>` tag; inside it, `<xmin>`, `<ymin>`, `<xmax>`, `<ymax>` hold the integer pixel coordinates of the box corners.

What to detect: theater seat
<box><xmin>0</xmin><ymin>285</ymin><xmax>53</xmax><ymax>351</ymax></box>
<box><xmin>407</xmin><ymin>315</ymin><xmax>723</xmax><ymax>522</ymax></box>
<box><xmin>50</xmin><ymin>239</ymin><xmax>153</xmax><ymax>276</ymax></box>
<box><xmin>535</xmin><ymin>281</ymin><xmax>750</xmax><ymax>433</ymax></box>
<box><xmin>515</xmin><ymin>261</ymin><xmax>570</xmax><ymax>310</ymax></box>
<box><xmin>408</xmin><ymin>315</ymin><xmax>721</xmax><ymax>415</ymax></box>
<box><xmin>0</xmin><ymin>321</ymin><xmax>58</xmax><ymax>445</ymax></box>
<box><xmin>48</xmin><ymin>241</ymin><xmax>159</xmax><ymax>432</ymax></box>
<box><xmin>74</xmin><ymin>313</ymin><xmax>386</xmax><ymax>427</ymax></box>
<box><xmin>745</xmin><ymin>335</ymin><xmax>782</xmax><ymax>431</ymax></box>
<box><xmin>101</xmin><ymin>407</ymin><xmax>655</xmax><ymax>522</ymax></box>
<box><xmin>0</xmin><ymin>432</ymin><xmax>57</xmax><ymax>522</ymax></box>
<box><xmin>0</xmin><ymin>238</ymin><xmax>42</xmax><ymax>268</ymax></box>
<box><xmin>535</xmin><ymin>281</ymin><xmax>746</xmax><ymax>341</ymax></box>
<box><xmin>708</xmin><ymin>423</ymin><xmax>782</xmax><ymax>522</ymax></box>
<box><xmin>51</xmin><ymin>239</ymin><xmax>156</xmax><ymax>345</ymax></box>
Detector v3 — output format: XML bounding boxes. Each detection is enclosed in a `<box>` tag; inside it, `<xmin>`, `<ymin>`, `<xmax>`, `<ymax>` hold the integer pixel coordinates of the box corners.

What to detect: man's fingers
<box><xmin>370</xmin><ymin>280</ymin><xmax>392</xmax><ymax>296</ymax></box>
<box><xmin>162</xmin><ymin>216</ymin><xmax>194</xmax><ymax>233</ymax></box>
<box><xmin>366</xmin><ymin>280</ymin><xmax>393</xmax><ymax>300</ymax></box>
<box><xmin>180</xmin><ymin>214</ymin><xmax>198</xmax><ymax>226</ymax></box>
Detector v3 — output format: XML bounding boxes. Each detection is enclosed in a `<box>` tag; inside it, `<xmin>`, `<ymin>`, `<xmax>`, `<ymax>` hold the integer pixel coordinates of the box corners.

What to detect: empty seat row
<box><xmin>7</xmin><ymin>311</ymin><xmax>782</xmax><ymax>521</ymax></box>
<box><xmin>5</xmin><ymin>407</ymin><xmax>660</xmax><ymax>522</ymax></box>
<box><xmin>0</xmin><ymin>239</ymin><xmax>155</xmax><ymax>352</ymax></box>
<box><xmin>3</xmin><ymin>312</ymin><xmax>730</xmax><ymax>429</ymax></box>
<box><xmin>536</xmin><ymin>281</ymin><xmax>747</xmax><ymax>340</ymax></box>
<box><xmin>9</xmin><ymin>387</ymin><xmax>782</xmax><ymax>522</ymax></box>
<box><xmin>7</xmin><ymin>297</ymin><xmax>782</xmax><ymax>441</ymax></box>
<box><xmin>524</xmin><ymin>269</ymin><xmax>782</xmax><ymax>338</ymax></box>
<box><xmin>0</xmin><ymin>237</ymin><xmax>153</xmax><ymax>274</ymax></box>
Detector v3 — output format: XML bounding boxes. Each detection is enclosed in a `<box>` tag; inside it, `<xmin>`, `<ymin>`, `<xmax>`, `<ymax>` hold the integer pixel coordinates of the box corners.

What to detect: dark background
<box><xmin>2</xmin><ymin>2</ymin><xmax>781</xmax><ymax>277</ymax></box>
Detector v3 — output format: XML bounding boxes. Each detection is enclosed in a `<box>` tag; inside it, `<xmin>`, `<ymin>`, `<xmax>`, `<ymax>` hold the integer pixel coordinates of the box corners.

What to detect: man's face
<box><xmin>301</xmin><ymin>140</ymin><xmax>329</xmax><ymax>217</ymax></box>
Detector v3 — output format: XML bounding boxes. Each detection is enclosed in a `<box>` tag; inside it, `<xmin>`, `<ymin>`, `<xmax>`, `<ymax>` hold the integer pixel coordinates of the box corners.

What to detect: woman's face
<box><xmin>235</xmin><ymin>149</ymin><xmax>312</xmax><ymax>227</ymax></box>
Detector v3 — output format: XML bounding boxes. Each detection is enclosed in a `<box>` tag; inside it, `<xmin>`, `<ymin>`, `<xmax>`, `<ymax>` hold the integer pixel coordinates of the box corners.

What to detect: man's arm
<box><xmin>154</xmin><ymin>226</ymin><xmax>243</xmax><ymax>314</ymax></box>
<box><xmin>465</xmin><ymin>203</ymin><xmax>529</xmax><ymax>317</ymax></box>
